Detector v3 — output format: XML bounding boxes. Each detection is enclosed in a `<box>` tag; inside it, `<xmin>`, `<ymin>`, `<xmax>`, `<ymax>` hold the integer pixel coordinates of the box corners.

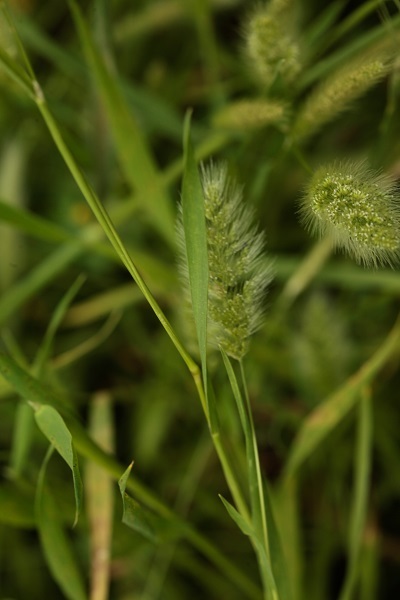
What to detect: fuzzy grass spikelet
<box><xmin>300</xmin><ymin>161</ymin><xmax>400</xmax><ymax>267</ymax></box>
<box><xmin>177</xmin><ymin>163</ymin><xmax>273</xmax><ymax>360</ymax></box>
<box><xmin>202</xmin><ymin>163</ymin><xmax>273</xmax><ymax>359</ymax></box>
<box><xmin>212</xmin><ymin>98</ymin><xmax>288</xmax><ymax>131</ymax></box>
<box><xmin>243</xmin><ymin>2</ymin><xmax>302</xmax><ymax>88</ymax></box>
<box><xmin>293</xmin><ymin>57</ymin><xmax>389</xmax><ymax>140</ymax></box>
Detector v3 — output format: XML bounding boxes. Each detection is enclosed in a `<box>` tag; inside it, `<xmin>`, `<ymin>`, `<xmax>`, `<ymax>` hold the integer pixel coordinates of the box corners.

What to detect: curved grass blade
<box><xmin>118</xmin><ymin>462</ymin><xmax>182</xmax><ymax>544</ymax></box>
<box><xmin>285</xmin><ymin>314</ymin><xmax>400</xmax><ymax>477</ymax></box>
<box><xmin>33</xmin><ymin>274</ymin><xmax>86</xmax><ymax>373</ymax></box>
<box><xmin>0</xmin><ymin>242</ymin><xmax>82</xmax><ymax>329</ymax></box>
<box><xmin>338</xmin><ymin>387</ymin><xmax>373</xmax><ymax>600</ymax></box>
<box><xmin>0</xmin><ymin>480</ymin><xmax>35</xmax><ymax>527</ymax></box>
<box><xmin>0</xmin><ymin>351</ymin><xmax>69</xmax><ymax>411</ymax></box>
<box><xmin>67</xmin><ymin>0</ymin><xmax>175</xmax><ymax>245</ymax></box>
<box><xmin>36</xmin><ymin>447</ymin><xmax>86</xmax><ymax>600</ymax></box>
<box><xmin>181</xmin><ymin>111</ymin><xmax>210</xmax><ymax>421</ymax></box>
<box><xmin>219</xmin><ymin>495</ymin><xmax>279</xmax><ymax>600</ymax></box>
<box><xmin>35</xmin><ymin>405</ymin><xmax>82</xmax><ymax>526</ymax></box>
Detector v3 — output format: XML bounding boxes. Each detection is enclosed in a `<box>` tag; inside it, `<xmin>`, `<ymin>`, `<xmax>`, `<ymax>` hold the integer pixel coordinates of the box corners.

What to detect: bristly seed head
<box><xmin>300</xmin><ymin>161</ymin><xmax>400</xmax><ymax>268</ymax></box>
<box><xmin>177</xmin><ymin>162</ymin><xmax>273</xmax><ymax>361</ymax></box>
<box><xmin>243</xmin><ymin>2</ymin><xmax>302</xmax><ymax>89</ymax></box>
<box><xmin>201</xmin><ymin>162</ymin><xmax>273</xmax><ymax>359</ymax></box>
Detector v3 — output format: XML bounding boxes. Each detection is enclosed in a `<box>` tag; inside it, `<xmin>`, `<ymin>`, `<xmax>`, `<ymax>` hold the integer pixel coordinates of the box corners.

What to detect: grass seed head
<box><xmin>300</xmin><ymin>161</ymin><xmax>400</xmax><ymax>267</ymax></box>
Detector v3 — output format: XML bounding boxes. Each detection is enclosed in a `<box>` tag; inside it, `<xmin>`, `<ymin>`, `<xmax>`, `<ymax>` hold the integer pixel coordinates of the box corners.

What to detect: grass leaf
<box><xmin>219</xmin><ymin>494</ymin><xmax>277</xmax><ymax>598</ymax></box>
<box><xmin>34</xmin><ymin>405</ymin><xmax>83</xmax><ymax>526</ymax></box>
<box><xmin>181</xmin><ymin>111</ymin><xmax>210</xmax><ymax>421</ymax></box>
<box><xmin>0</xmin><ymin>242</ymin><xmax>83</xmax><ymax>328</ymax></box>
<box><xmin>285</xmin><ymin>315</ymin><xmax>400</xmax><ymax>476</ymax></box>
<box><xmin>36</xmin><ymin>447</ymin><xmax>86</xmax><ymax>600</ymax></box>
<box><xmin>0</xmin><ymin>352</ymin><xmax>68</xmax><ymax>411</ymax></box>
<box><xmin>67</xmin><ymin>0</ymin><xmax>175</xmax><ymax>245</ymax></box>
<box><xmin>118</xmin><ymin>462</ymin><xmax>188</xmax><ymax>544</ymax></box>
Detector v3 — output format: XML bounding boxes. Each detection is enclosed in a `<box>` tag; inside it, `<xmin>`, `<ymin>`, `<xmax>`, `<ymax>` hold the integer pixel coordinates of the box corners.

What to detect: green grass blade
<box><xmin>319</xmin><ymin>0</ymin><xmax>392</xmax><ymax>54</ymax></box>
<box><xmin>221</xmin><ymin>350</ymin><xmax>279</xmax><ymax>598</ymax></box>
<box><xmin>34</xmin><ymin>405</ymin><xmax>83</xmax><ymax>526</ymax></box>
<box><xmin>118</xmin><ymin>462</ymin><xmax>183</xmax><ymax>544</ymax></box>
<box><xmin>18</xmin><ymin>16</ymin><xmax>184</xmax><ymax>142</ymax></box>
<box><xmin>221</xmin><ymin>352</ymin><xmax>267</xmax><ymax>540</ymax></box>
<box><xmin>264</xmin><ymin>484</ymin><xmax>293</xmax><ymax>600</ymax></box>
<box><xmin>0</xmin><ymin>480</ymin><xmax>35</xmax><ymax>527</ymax></box>
<box><xmin>339</xmin><ymin>387</ymin><xmax>373</xmax><ymax>600</ymax></box>
<box><xmin>298</xmin><ymin>12</ymin><xmax>400</xmax><ymax>90</ymax></box>
<box><xmin>0</xmin><ymin>242</ymin><xmax>82</xmax><ymax>329</ymax></box>
<box><xmin>0</xmin><ymin>198</ymin><xmax>71</xmax><ymax>244</ymax></box>
<box><xmin>32</xmin><ymin>92</ymin><xmax>197</xmax><ymax>379</ymax></box>
<box><xmin>33</xmin><ymin>274</ymin><xmax>86</xmax><ymax>374</ymax></box>
<box><xmin>0</xmin><ymin>44</ymin><xmax>34</xmax><ymax>97</ymax></box>
<box><xmin>219</xmin><ymin>495</ymin><xmax>278</xmax><ymax>600</ymax></box>
<box><xmin>284</xmin><ymin>314</ymin><xmax>400</xmax><ymax>477</ymax></box>
<box><xmin>0</xmin><ymin>351</ymin><xmax>69</xmax><ymax>411</ymax></box>
<box><xmin>0</xmin><ymin>351</ymin><xmax>259</xmax><ymax>598</ymax></box>
<box><xmin>118</xmin><ymin>462</ymin><xmax>158</xmax><ymax>543</ymax></box>
<box><xmin>271</xmin><ymin>478</ymin><xmax>302</xmax><ymax>600</ymax></box>
<box><xmin>17</xmin><ymin>15</ymin><xmax>85</xmax><ymax>78</ymax></box>
<box><xmin>304</xmin><ymin>0</ymin><xmax>346</xmax><ymax>48</ymax></box>
<box><xmin>67</xmin><ymin>0</ymin><xmax>174</xmax><ymax>245</ymax></box>
<box><xmin>9</xmin><ymin>401</ymin><xmax>34</xmax><ymax>478</ymax></box>
<box><xmin>36</xmin><ymin>447</ymin><xmax>87</xmax><ymax>600</ymax></box>
<box><xmin>0</xmin><ymin>259</ymin><xmax>91</xmax><ymax>487</ymax></box>
<box><xmin>181</xmin><ymin>111</ymin><xmax>209</xmax><ymax>420</ymax></box>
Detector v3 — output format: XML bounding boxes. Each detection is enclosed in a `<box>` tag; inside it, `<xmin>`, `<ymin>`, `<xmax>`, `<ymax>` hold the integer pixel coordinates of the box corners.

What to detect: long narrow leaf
<box><xmin>219</xmin><ymin>495</ymin><xmax>277</xmax><ymax>600</ymax></box>
<box><xmin>181</xmin><ymin>111</ymin><xmax>210</xmax><ymax>421</ymax></box>
<box><xmin>118</xmin><ymin>462</ymin><xmax>182</xmax><ymax>543</ymax></box>
<box><xmin>36</xmin><ymin>447</ymin><xmax>86</xmax><ymax>600</ymax></box>
<box><xmin>339</xmin><ymin>387</ymin><xmax>373</xmax><ymax>600</ymax></box>
<box><xmin>0</xmin><ymin>242</ymin><xmax>82</xmax><ymax>328</ymax></box>
<box><xmin>68</xmin><ymin>0</ymin><xmax>174</xmax><ymax>245</ymax></box>
<box><xmin>221</xmin><ymin>350</ymin><xmax>279</xmax><ymax>597</ymax></box>
<box><xmin>285</xmin><ymin>314</ymin><xmax>400</xmax><ymax>476</ymax></box>
<box><xmin>0</xmin><ymin>352</ymin><xmax>69</xmax><ymax>411</ymax></box>
<box><xmin>33</xmin><ymin>274</ymin><xmax>86</xmax><ymax>373</ymax></box>
<box><xmin>35</xmin><ymin>405</ymin><xmax>83</xmax><ymax>526</ymax></box>
<box><xmin>0</xmin><ymin>198</ymin><xmax>71</xmax><ymax>244</ymax></box>
<box><xmin>9</xmin><ymin>402</ymin><xmax>34</xmax><ymax>478</ymax></box>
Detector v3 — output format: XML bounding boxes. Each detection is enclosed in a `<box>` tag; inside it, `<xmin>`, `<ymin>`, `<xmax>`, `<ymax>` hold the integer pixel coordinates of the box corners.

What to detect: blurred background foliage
<box><xmin>0</xmin><ymin>0</ymin><xmax>400</xmax><ymax>599</ymax></box>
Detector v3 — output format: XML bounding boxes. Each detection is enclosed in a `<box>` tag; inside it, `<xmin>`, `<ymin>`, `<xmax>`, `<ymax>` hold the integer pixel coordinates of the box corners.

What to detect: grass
<box><xmin>0</xmin><ymin>1</ymin><xmax>400</xmax><ymax>599</ymax></box>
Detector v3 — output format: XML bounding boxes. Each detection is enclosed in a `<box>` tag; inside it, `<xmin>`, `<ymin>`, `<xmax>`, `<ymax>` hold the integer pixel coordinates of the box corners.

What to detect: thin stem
<box><xmin>33</xmin><ymin>89</ymin><xmax>206</xmax><ymax>404</ymax></box>
<box><xmin>222</xmin><ymin>349</ymin><xmax>279</xmax><ymax>599</ymax></box>
<box><xmin>212</xmin><ymin>431</ymin><xmax>251</xmax><ymax>523</ymax></box>
<box><xmin>67</xmin><ymin>419</ymin><xmax>261</xmax><ymax>600</ymax></box>
<box><xmin>239</xmin><ymin>360</ymin><xmax>278</xmax><ymax>599</ymax></box>
<box><xmin>240</xmin><ymin>361</ymin><xmax>271</xmax><ymax>565</ymax></box>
